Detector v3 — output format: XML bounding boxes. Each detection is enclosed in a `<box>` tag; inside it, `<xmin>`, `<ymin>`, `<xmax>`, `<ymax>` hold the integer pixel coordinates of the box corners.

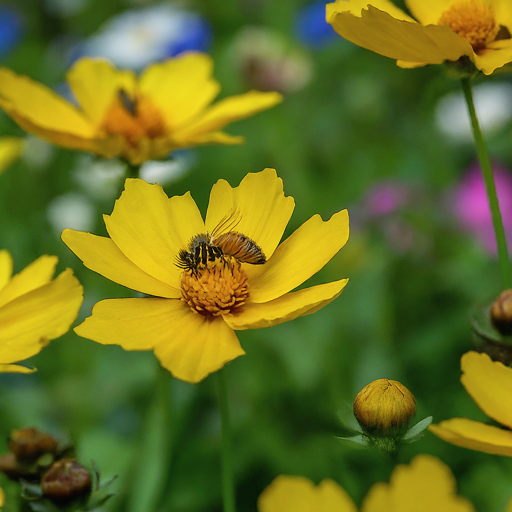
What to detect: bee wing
<box><xmin>211</xmin><ymin>208</ymin><xmax>242</xmax><ymax>240</ymax></box>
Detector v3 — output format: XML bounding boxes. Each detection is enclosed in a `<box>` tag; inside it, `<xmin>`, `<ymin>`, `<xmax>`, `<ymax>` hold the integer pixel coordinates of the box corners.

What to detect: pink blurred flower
<box><xmin>364</xmin><ymin>182</ymin><xmax>409</xmax><ymax>217</ymax></box>
<box><xmin>452</xmin><ymin>163</ymin><xmax>512</xmax><ymax>254</ymax></box>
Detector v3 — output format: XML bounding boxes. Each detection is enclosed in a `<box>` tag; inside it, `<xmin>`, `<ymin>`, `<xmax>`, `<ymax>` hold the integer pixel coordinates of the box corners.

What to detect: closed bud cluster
<box><xmin>353</xmin><ymin>379</ymin><xmax>417</xmax><ymax>446</ymax></box>
<box><xmin>490</xmin><ymin>289</ymin><xmax>512</xmax><ymax>335</ymax></box>
<box><xmin>41</xmin><ymin>459</ymin><xmax>91</xmax><ymax>501</ymax></box>
<box><xmin>9</xmin><ymin>427</ymin><xmax>59</xmax><ymax>460</ymax></box>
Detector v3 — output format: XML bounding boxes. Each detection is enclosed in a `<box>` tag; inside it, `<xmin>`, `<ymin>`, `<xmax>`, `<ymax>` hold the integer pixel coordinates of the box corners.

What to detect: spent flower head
<box><xmin>0</xmin><ymin>53</ymin><xmax>282</xmax><ymax>165</ymax></box>
<box><xmin>62</xmin><ymin>168</ymin><xmax>349</xmax><ymax>383</ymax></box>
<box><xmin>326</xmin><ymin>0</ymin><xmax>512</xmax><ymax>75</ymax></box>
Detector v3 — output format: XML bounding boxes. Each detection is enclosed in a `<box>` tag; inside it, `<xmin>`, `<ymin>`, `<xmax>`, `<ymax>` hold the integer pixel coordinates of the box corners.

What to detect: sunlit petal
<box><xmin>326</xmin><ymin>0</ymin><xmax>414</xmax><ymax>22</ymax></box>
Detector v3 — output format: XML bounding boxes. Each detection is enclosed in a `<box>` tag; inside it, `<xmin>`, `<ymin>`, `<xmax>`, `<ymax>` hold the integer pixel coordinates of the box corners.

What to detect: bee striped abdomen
<box><xmin>215</xmin><ymin>231</ymin><xmax>266</xmax><ymax>265</ymax></box>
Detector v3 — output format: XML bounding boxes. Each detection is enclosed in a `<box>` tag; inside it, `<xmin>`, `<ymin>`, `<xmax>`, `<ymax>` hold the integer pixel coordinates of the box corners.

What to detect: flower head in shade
<box><xmin>0</xmin><ymin>137</ymin><xmax>23</xmax><ymax>175</ymax></box>
<box><xmin>326</xmin><ymin>0</ymin><xmax>512</xmax><ymax>75</ymax></box>
<box><xmin>258</xmin><ymin>455</ymin><xmax>477</xmax><ymax>512</ymax></box>
<box><xmin>0</xmin><ymin>251</ymin><xmax>83</xmax><ymax>373</ymax></box>
<box><xmin>62</xmin><ymin>168</ymin><xmax>349</xmax><ymax>383</ymax></box>
<box><xmin>429</xmin><ymin>351</ymin><xmax>512</xmax><ymax>456</ymax></box>
<box><xmin>80</xmin><ymin>4</ymin><xmax>212</xmax><ymax>70</ymax></box>
<box><xmin>0</xmin><ymin>53</ymin><xmax>282</xmax><ymax>165</ymax></box>
<box><xmin>451</xmin><ymin>163</ymin><xmax>512</xmax><ymax>255</ymax></box>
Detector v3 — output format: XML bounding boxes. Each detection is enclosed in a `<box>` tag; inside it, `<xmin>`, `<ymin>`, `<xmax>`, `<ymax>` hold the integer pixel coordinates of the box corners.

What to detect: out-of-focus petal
<box><xmin>0</xmin><ymin>364</ymin><xmax>35</xmax><ymax>373</ymax></box>
<box><xmin>0</xmin><ymin>250</ymin><xmax>13</xmax><ymax>292</ymax></box>
<box><xmin>0</xmin><ymin>136</ymin><xmax>23</xmax><ymax>174</ymax></box>
<box><xmin>429</xmin><ymin>418</ymin><xmax>512</xmax><ymax>456</ymax></box>
<box><xmin>225</xmin><ymin>279</ymin><xmax>348</xmax><ymax>330</ymax></box>
<box><xmin>326</xmin><ymin>0</ymin><xmax>414</xmax><ymax>22</ymax></box>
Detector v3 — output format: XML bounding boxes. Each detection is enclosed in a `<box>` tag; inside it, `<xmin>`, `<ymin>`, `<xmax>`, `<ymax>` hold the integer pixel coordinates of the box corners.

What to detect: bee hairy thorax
<box><xmin>176</xmin><ymin>231</ymin><xmax>266</xmax><ymax>275</ymax></box>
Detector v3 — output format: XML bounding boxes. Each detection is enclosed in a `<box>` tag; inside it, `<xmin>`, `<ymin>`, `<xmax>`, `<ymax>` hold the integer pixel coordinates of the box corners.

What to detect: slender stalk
<box><xmin>461</xmin><ymin>78</ymin><xmax>512</xmax><ymax>289</ymax></box>
<box><xmin>217</xmin><ymin>369</ymin><xmax>236</xmax><ymax>512</ymax></box>
<box><xmin>126</xmin><ymin>161</ymin><xmax>141</xmax><ymax>178</ymax></box>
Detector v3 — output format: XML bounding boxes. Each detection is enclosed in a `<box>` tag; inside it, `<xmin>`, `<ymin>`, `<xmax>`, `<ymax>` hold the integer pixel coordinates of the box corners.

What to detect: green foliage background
<box><xmin>1</xmin><ymin>0</ymin><xmax>512</xmax><ymax>510</ymax></box>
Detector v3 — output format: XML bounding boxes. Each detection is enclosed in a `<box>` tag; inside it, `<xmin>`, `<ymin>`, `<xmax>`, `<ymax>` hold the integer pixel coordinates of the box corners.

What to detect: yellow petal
<box><xmin>505</xmin><ymin>496</ymin><xmax>512</xmax><ymax>512</ymax></box>
<box><xmin>404</xmin><ymin>0</ymin><xmax>452</xmax><ymax>25</ymax></box>
<box><xmin>0</xmin><ymin>268</ymin><xmax>83</xmax><ymax>363</ymax></box>
<box><xmin>0</xmin><ymin>363</ymin><xmax>35</xmax><ymax>373</ymax></box>
<box><xmin>75</xmin><ymin>298</ymin><xmax>245</xmax><ymax>383</ymax></box>
<box><xmin>174</xmin><ymin>131</ymin><xmax>245</xmax><ymax>147</ymax></box>
<box><xmin>472</xmin><ymin>40</ymin><xmax>512</xmax><ymax>75</ymax></box>
<box><xmin>66</xmin><ymin>57</ymin><xmax>137</xmax><ymax>125</ymax></box>
<box><xmin>174</xmin><ymin>90</ymin><xmax>282</xmax><ymax>140</ymax></box>
<box><xmin>225</xmin><ymin>279</ymin><xmax>348</xmax><ymax>330</ymax></box>
<box><xmin>0</xmin><ymin>68</ymin><xmax>96</xmax><ymax>137</ymax></box>
<box><xmin>61</xmin><ymin>230</ymin><xmax>180</xmax><ymax>298</ymax></box>
<box><xmin>248</xmin><ymin>210</ymin><xmax>349</xmax><ymax>303</ymax></box>
<box><xmin>459</xmin><ymin>351</ymin><xmax>512</xmax><ymax>428</ymax></box>
<box><xmin>429</xmin><ymin>418</ymin><xmax>512</xmax><ymax>456</ymax></box>
<box><xmin>396</xmin><ymin>60</ymin><xmax>429</xmax><ymax>69</ymax></box>
<box><xmin>328</xmin><ymin>6</ymin><xmax>472</xmax><ymax>64</ymax></box>
<box><xmin>0</xmin><ymin>250</ymin><xmax>13</xmax><ymax>292</ymax></box>
<box><xmin>362</xmin><ymin>454</ymin><xmax>476</xmax><ymax>512</ymax></box>
<box><xmin>258</xmin><ymin>475</ymin><xmax>357</xmax><ymax>512</ymax></box>
<box><xmin>139</xmin><ymin>53</ymin><xmax>220</xmax><ymax>129</ymax></box>
<box><xmin>326</xmin><ymin>0</ymin><xmax>414</xmax><ymax>22</ymax></box>
<box><xmin>205</xmin><ymin>168</ymin><xmax>295</xmax><ymax>260</ymax></box>
<box><xmin>0</xmin><ymin>136</ymin><xmax>23</xmax><ymax>175</ymax></box>
<box><xmin>0</xmin><ymin>255</ymin><xmax>58</xmax><ymax>309</ymax></box>
<box><xmin>0</xmin><ymin>486</ymin><xmax>4</xmax><ymax>506</ymax></box>
<box><xmin>104</xmin><ymin>179</ymin><xmax>204</xmax><ymax>290</ymax></box>
<box><xmin>493</xmin><ymin>0</ymin><xmax>512</xmax><ymax>30</ymax></box>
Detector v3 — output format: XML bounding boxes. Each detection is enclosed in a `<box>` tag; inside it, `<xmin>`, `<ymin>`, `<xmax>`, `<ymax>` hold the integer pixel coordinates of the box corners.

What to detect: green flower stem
<box><xmin>217</xmin><ymin>368</ymin><xmax>236</xmax><ymax>512</ymax></box>
<box><xmin>461</xmin><ymin>77</ymin><xmax>512</xmax><ymax>289</ymax></box>
<box><xmin>126</xmin><ymin>161</ymin><xmax>141</xmax><ymax>178</ymax></box>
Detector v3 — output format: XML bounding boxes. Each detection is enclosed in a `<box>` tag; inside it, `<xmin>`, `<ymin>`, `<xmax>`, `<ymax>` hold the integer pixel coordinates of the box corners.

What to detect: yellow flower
<box><xmin>0</xmin><ymin>250</ymin><xmax>83</xmax><ymax>373</ymax></box>
<box><xmin>0</xmin><ymin>137</ymin><xmax>23</xmax><ymax>175</ymax></box>
<box><xmin>429</xmin><ymin>351</ymin><xmax>512</xmax><ymax>456</ymax></box>
<box><xmin>0</xmin><ymin>53</ymin><xmax>282</xmax><ymax>165</ymax></box>
<box><xmin>258</xmin><ymin>455</ymin><xmax>476</xmax><ymax>512</ymax></box>
<box><xmin>61</xmin><ymin>168</ymin><xmax>349</xmax><ymax>383</ymax></box>
<box><xmin>326</xmin><ymin>0</ymin><xmax>512</xmax><ymax>75</ymax></box>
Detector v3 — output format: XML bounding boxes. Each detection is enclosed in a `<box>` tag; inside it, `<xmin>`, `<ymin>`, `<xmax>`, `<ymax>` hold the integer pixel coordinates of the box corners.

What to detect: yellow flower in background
<box><xmin>326</xmin><ymin>0</ymin><xmax>512</xmax><ymax>75</ymax></box>
<box><xmin>62</xmin><ymin>168</ymin><xmax>349</xmax><ymax>383</ymax></box>
<box><xmin>430</xmin><ymin>351</ymin><xmax>512</xmax><ymax>456</ymax></box>
<box><xmin>0</xmin><ymin>137</ymin><xmax>23</xmax><ymax>175</ymax></box>
<box><xmin>0</xmin><ymin>250</ymin><xmax>83</xmax><ymax>373</ymax></box>
<box><xmin>258</xmin><ymin>455</ymin><xmax>476</xmax><ymax>512</ymax></box>
<box><xmin>0</xmin><ymin>53</ymin><xmax>282</xmax><ymax>165</ymax></box>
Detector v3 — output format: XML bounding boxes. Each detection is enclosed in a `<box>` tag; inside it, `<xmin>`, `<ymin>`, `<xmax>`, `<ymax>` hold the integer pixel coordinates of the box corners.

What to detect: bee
<box><xmin>176</xmin><ymin>211</ymin><xmax>266</xmax><ymax>274</ymax></box>
<box><xmin>118</xmin><ymin>88</ymin><xmax>137</xmax><ymax>116</ymax></box>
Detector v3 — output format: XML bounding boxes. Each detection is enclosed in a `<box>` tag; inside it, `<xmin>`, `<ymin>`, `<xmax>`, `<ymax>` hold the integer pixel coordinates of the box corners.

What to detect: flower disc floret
<box><xmin>438</xmin><ymin>0</ymin><xmax>499</xmax><ymax>51</ymax></box>
<box><xmin>181</xmin><ymin>259</ymin><xmax>249</xmax><ymax>317</ymax></box>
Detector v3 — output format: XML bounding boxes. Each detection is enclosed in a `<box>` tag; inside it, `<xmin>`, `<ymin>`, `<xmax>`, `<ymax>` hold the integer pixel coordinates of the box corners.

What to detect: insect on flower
<box><xmin>117</xmin><ymin>88</ymin><xmax>137</xmax><ymax>116</ymax></box>
<box><xmin>176</xmin><ymin>211</ymin><xmax>266</xmax><ymax>275</ymax></box>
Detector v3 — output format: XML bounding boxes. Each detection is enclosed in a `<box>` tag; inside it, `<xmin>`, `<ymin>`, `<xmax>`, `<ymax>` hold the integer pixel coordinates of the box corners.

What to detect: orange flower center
<box><xmin>100</xmin><ymin>90</ymin><xmax>167</xmax><ymax>146</ymax></box>
<box><xmin>438</xmin><ymin>0</ymin><xmax>499</xmax><ymax>51</ymax></box>
<box><xmin>180</xmin><ymin>258</ymin><xmax>249</xmax><ymax>317</ymax></box>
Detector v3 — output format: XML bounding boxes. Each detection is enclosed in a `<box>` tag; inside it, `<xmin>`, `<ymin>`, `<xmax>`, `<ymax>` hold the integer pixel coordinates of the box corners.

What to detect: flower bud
<box><xmin>8</xmin><ymin>428</ymin><xmax>58</xmax><ymax>460</ymax></box>
<box><xmin>41</xmin><ymin>459</ymin><xmax>91</xmax><ymax>501</ymax></box>
<box><xmin>353</xmin><ymin>379</ymin><xmax>416</xmax><ymax>438</ymax></box>
<box><xmin>490</xmin><ymin>289</ymin><xmax>512</xmax><ymax>335</ymax></box>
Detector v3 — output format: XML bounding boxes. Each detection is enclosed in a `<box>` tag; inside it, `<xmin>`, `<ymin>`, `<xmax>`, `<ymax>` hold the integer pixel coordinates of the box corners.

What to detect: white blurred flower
<box><xmin>47</xmin><ymin>192</ymin><xmax>95</xmax><ymax>235</ymax></box>
<box><xmin>80</xmin><ymin>3</ymin><xmax>211</xmax><ymax>70</ymax></box>
<box><xmin>22</xmin><ymin>137</ymin><xmax>55</xmax><ymax>171</ymax></box>
<box><xmin>139</xmin><ymin>152</ymin><xmax>192</xmax><ymax>186</ymax></box>
<box><xmin>435</xmin><ymin>82</ymin><xmax>512</xmax><ymax>142</ymax></box>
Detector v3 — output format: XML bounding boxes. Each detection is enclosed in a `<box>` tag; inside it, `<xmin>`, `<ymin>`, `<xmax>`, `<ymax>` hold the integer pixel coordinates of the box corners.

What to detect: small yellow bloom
<box><xmin>430</xmin><ymin>351</ymin><xmax>512</xmax><ymax>456</ymax></box>
<box><xmin>353</xmin><ymin>379</ymin><xmax>416</xmax><ymax>437</ymax></box>
<box><xmin>62</xmin><ymin>168</ymin><xmax>349</xmax><ymax>383</ymax></box>
<box><xmin>0</xmin><ymin>250</ymin><xmax>83</xmax><ymax>373</ymax></box>
<box><xmin>326</xmin><ymin>0</ymin><xmax>512</xmax><ymax>75</ymax></box>
<box><xmin>0</xmin><ymin>53</ymin><xmax>282</xmax><ymax>164</ymax></box>
<box><xmin>258</xmin><ymin>455</ymin><xmax>476</xmax><ymax>512</ymax></box>
<box><xmin>0</xmin><ymin>136</ymin><xmax>23</xmax><ymax>175</ymax></box>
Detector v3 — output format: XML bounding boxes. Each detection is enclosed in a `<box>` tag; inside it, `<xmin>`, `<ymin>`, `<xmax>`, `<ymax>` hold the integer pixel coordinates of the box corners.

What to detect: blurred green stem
<box><xmin>126</xmin><ymin>161</ymin><xmax>141</xmax><ymax>178</ymax></box>
<box><xmin>217</xmin><ymin>369</ymin><xmax>236</xmax><ymax>512</ymax></box>
<box><xmin>461</xmin><ymin>78</ymin><xmax>512</xmax><ymax>289</ymax></box>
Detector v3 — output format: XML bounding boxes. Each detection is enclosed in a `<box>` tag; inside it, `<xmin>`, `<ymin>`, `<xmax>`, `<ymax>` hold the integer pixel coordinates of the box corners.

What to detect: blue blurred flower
<box><xmin>0</xmin><ymin>6</ymin><xmax>23</xmax><ymax>57</ymax></box>
<box><xmin>294</xmin><ymin>0</ymin><xmax>338</xmax><ymax>48</ymax></box>
<box><xmin>79</xmin><ymin>4</ymin><xmax>211</xmax><ymax>70</ymax></box>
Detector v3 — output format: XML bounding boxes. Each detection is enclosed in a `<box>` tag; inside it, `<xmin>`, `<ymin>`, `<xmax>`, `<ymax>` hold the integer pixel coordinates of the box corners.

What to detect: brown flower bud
<box><xmin>491</xmin><ymin>289</ymin><xmax>512</xmax><ymax>335</ymax></box>
<box><xmin>8</xmin><ymin>428</ymin><xmax>58</xmax><ymax>460</ymax></box>
<box><xmin>41</xmin><ymin>459</ymin><xmax>91</xmax><ymax>501</ymax></box>
<box><xmin>353</xmin><ymin>379</ymin><xmax>416</xmax><ymax>438</ymax></box>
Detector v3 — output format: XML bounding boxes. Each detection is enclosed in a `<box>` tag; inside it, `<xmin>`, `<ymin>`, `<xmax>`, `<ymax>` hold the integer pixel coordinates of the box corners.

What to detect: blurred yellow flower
<box><xmin>0</xmin><ymin>53</ymin><xmax>282</xmax><ymax>165</ymax></box>
<box><xmin>430</xmin><ymin>351</ymin><xmax>512</xmax><ymax>456</ymax></box>
<box><xmin>0</xmin><ymin>136</ymin><xmax>23</xmax><ymax>175</ymax></box>
<box><xmin>62</xmin><ymin>168</ymin><xmax>349</xmax><ymax>383</ymax></box>
<box><xmin>326</xmin><ymin>0</ymin><xmax>512</xmax><ymax>75</ymax></box>
<box><xmin>0</xmin><ymin>250</ymin><xmax>83</xmax><ymax>373</ymax></box>
<box><xmin>258</xmin><ymin>455</ymin><xmax>476</xmax><ymax>512</ymax></box>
